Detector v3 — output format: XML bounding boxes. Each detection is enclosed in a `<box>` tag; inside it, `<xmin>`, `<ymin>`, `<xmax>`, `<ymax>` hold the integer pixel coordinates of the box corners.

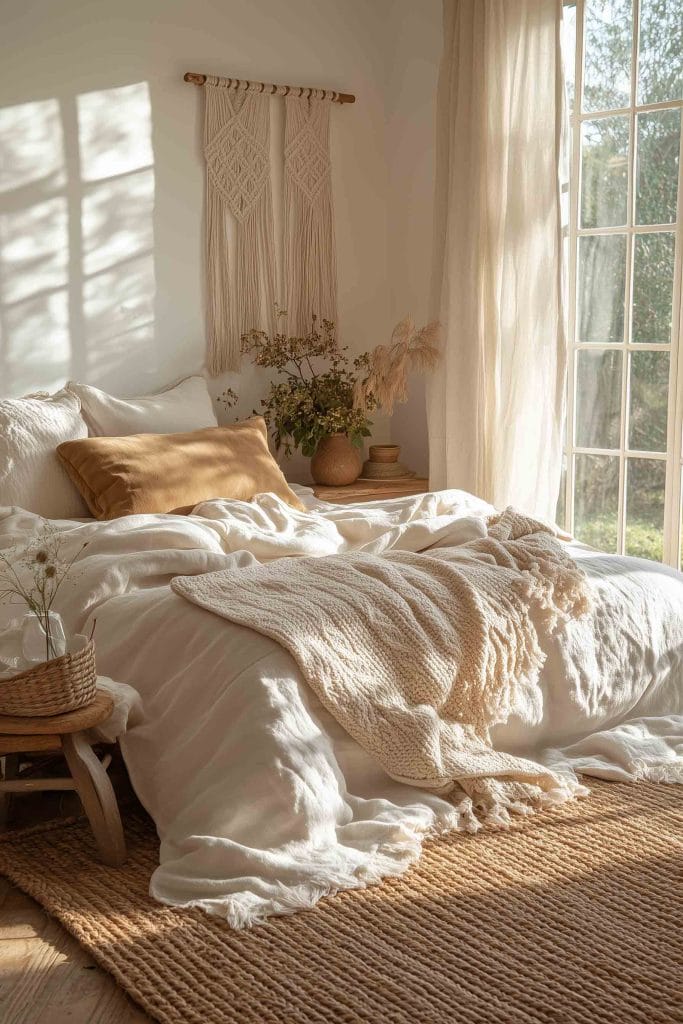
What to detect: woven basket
<box><xmin>0</xmin><ymin>638</ymin><xmax>97</xmax><ymax>717</ymax></box>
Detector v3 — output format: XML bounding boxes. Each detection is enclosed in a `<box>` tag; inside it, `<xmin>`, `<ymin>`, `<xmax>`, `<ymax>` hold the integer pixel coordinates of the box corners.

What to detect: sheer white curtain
<box><xmin>428</xmin><ymin>0</ymin><xmax>566</xmax><ymax>521</ymax></box>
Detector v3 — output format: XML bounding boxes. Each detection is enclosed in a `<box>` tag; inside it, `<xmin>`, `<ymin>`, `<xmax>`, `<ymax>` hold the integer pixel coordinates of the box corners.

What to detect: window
<box><xmin>561</xmin><ymin>0</ymin><xmax>683</xmax><ymax>567</ymax></box>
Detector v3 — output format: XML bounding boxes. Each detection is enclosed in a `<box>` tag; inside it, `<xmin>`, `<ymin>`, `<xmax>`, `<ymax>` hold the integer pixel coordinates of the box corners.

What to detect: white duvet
<box><xmin>1</xmin><ymin>487</ymin><xmax>682</xmax><ymax>927</ymax></box>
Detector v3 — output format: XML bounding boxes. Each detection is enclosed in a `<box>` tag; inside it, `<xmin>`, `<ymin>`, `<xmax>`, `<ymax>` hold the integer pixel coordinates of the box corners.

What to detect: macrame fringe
<box><xmin>284</xmin><ymin>95</ymin><xmax>337</xmax><ymax>333</ymax></box>
<box><xmin>204</xmin><ymin>87</ymin><xmax>276</xmax><ymax>375</ymax></box>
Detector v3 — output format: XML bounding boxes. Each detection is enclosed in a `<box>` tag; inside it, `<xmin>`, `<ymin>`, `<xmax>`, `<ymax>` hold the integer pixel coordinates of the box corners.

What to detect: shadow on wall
<box><xmin>0</xmin><ymin>82</ymin><xmax>156</xmax><ymax>397</ymax></box>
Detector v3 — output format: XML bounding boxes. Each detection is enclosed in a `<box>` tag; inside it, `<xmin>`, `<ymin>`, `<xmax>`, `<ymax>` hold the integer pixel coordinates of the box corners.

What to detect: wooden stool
<box><xmin>0</xmin><ymin>691</ymin><xmax>126</xmax><ymax>866</ymax></box>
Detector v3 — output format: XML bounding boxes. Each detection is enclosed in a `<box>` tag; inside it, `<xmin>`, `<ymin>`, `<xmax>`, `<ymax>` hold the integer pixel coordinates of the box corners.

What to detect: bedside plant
<box><xmin>0</xmin><ymin>522</ymin><xmax>86</xmax><ymax>664</ymax></box>
<box><xmin>353</xmin><ymin>316</ymin><xmax>441</xmax><ymax>417</ymax></box>
<box><xmin>0</xmin><ymin>523</ymin><xmax>96</xmax><ymax>717</ymax></box>
<box><xmin>241</xmin><ymin>316</ymin><xmax>372</xmax><ymax>460</ymax></box>
<box><xmin>240</xmin><ymin>313</ymin><xmax>440</xmax><ymax>486</ymax></box>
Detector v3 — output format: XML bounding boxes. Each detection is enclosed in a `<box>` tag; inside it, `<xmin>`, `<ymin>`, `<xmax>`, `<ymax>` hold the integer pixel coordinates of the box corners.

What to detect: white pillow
<box><xmin>66</xmin><ymin>376</ymin><xmax>218</xmax><ymax>437</ymax></box>
<box><xmin>0</xmin><ymin>390</ymin><xmax>89</xmax><ymax>518</ymax></box>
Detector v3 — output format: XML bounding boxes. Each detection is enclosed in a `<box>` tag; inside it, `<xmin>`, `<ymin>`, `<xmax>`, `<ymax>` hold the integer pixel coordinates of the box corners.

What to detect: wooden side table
<box><xmin>0</xmin><ymin>691</ymin><xmax>126</xmax><ymax>866</ymax></box>
<box><xmin>312</xmin><ymin>478</ymin><xmax>430</xmax><ymax>505</ymax></box>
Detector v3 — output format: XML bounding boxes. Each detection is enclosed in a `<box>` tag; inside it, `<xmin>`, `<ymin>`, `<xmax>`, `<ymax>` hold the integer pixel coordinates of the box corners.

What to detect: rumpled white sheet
<box><xmin>0</xmin><ymin>487</ymin><xmax>681</xmax><ymax>926</ymax></box>
<box><xmin>88</xmin><ymin>676</ymin><xmax>142</xmax><ymax>745</ymax></box>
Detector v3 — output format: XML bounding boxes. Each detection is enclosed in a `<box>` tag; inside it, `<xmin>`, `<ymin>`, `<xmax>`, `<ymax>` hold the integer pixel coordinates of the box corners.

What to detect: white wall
<box><xmin>0</xmin><ymin>0</ymin><xmax>441</xmax><ymax>480</ymax></box>
<box><xmin>384</xmin><ymin>0</ymin><xmax>442</xmax><ymax>477</ymax></box>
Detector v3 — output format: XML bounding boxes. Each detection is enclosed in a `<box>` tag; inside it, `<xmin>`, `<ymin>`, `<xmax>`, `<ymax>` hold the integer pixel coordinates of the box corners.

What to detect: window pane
<box><xmin>581</xmin><ymin>117</ymin><xmax>629</xmax><ymax>227</ymax></box>
<box><xmin>576</xmin><ymin>349</ymin><xmax>622</xmax><ymax>448</ymax></box>
<box><xmin>636</xmin><ymin>109</ymin><xmax>681</xmax><ymax>225</ymax></box>
<box><xmin>625</xmin><ymin>458</ymin><xmax>665</xmax><ymax>560</ymax></box>
<box><xmin>578</xmin><ymin>234</ymin><xmax>626</xmax><ymax>343</ymax></box>
<box><xmin>628</xmin><ymin>351</ymin><xmax>669</xmax><ymax>452</ymax></box>
<box><xmin>574</xmin><ymin>453</ymin><xmax>619</xmax><ymax>551</ymax></box>
<box><xmin>632</xmin><ymin>232</ymin><xmax>676</xmax><ymax>344</ymax></box>
<box><xmin>637</xmin><ymin>0</ymin><xmax>683</xmax><ymax>105</ymax></box>
<box><xmin>582</xmin><ymin>0</ymin><xmax>632</xmax><ymax>112</ymax></box>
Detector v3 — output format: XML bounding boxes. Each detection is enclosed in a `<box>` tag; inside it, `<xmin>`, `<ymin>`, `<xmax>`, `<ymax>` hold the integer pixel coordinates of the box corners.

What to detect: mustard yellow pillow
<box><xmin>56</xmin><ymin>417</ymin><xmax>305</xmax><ymax>519</ymax></box>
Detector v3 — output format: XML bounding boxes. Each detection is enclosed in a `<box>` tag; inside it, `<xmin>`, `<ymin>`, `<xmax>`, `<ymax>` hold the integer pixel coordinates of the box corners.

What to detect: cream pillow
<box><xmin>0</xmin><ymin>390</ymin><xmax>89</xmax><ymax>518</ymax></box>
<box><xmin>66</xmin><ymin>376</ymin><xmax>218</xmax><ymax>437</ymax></box>
<box><xmin>57</xmin><ymin>417</ymin><xmax>306</xmax><ymax>520</ymax></box>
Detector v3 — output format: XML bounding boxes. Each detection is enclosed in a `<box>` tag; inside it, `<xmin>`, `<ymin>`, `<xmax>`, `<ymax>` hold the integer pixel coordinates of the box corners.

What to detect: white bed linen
<box><xmin>0</xmin><ymin>487</ymin><xmax>681</xmax><ymax>926</ymax></box>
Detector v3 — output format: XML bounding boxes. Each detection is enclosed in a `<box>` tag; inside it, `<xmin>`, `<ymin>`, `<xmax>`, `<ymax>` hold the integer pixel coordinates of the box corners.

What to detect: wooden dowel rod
<box><xmin>183</xmin><ymin>71</ymin><xmax>355</xmax><ymax>104</ymax></box>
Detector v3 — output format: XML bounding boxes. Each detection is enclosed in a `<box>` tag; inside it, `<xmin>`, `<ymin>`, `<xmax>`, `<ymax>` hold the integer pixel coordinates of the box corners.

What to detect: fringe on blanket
<box><xmin>457</xmin><ymin>774</ymin><xmax>588</xmax><ymax>828</ymax></box>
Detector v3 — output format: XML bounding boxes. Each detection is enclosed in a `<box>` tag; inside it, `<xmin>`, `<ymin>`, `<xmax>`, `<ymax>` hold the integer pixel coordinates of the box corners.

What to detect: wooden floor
<box><xmin>0</xmin><ymin>879</ymin><xmax>150</xmax><ymax>1023</ymax></box>
<box><xmin>0</xmin><ymin>769</ymin><xmax>153</xmax><ymax>1023</ymax></box>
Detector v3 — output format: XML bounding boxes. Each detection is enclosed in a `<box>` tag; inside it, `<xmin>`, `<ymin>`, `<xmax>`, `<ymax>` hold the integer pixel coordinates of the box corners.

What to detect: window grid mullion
<box><xmin>663</xmin><ymin>120</ymin><xmax>683</xmax><ymax>565</ymax></box>
<box><xmin>617</xmin><ymin>0</ymin><xmax>639</xmax><ymax>556</ymax></box>
<box><xmin>576</xmin><ymin>223</ymin><xmax>677</xmax><ymax>235</ymax></box>
<box><xmin>574</xmin><ymin>447</ymin><xmax>668</xmax><ymax>459</ymax></box>
<box><xmin>574</xmin><ymin>341</ymin><xmax>671</xmax><ymax>351</ymax></box>
<box><xmin>564</xmin><ymin>0</ymin><xmax>585</xmax><ymax>537</ymax></box>
<box><xmin>577</xmin><ymin>98</ymin><xmax>683</xmax><ymax>120</ymax></box>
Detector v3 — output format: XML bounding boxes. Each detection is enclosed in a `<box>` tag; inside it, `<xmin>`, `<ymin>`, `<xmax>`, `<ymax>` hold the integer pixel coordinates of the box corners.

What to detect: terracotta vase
<box><xmin>310</xmin><ymin>434</ymin><xmax>362</xmax><ymax>486</ymax></box>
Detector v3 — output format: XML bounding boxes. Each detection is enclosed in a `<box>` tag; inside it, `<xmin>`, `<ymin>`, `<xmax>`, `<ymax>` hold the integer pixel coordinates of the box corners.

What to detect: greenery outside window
<box><xmin>560</xmin><ymin>0</ymin><xmax>683</xmax><ymax>567</ymax></box>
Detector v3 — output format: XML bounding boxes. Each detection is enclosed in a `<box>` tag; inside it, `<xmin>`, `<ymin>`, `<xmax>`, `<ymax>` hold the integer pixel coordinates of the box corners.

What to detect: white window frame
<box><xmin>563</xmin><ymin>0</ymin><xmax>683</xmax><ymax>567</ymax></box>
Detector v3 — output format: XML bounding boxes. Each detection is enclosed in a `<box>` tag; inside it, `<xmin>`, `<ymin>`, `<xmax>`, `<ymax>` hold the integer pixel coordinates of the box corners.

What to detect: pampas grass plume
<box><xmin>354</xmin><ymin>317</ymin><xmax>441</xmax><ymax>416</ymax></box>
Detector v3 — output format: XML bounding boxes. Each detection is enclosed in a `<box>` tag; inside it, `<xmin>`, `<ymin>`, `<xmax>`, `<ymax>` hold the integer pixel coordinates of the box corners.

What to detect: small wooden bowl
<box><xmin>368</xmin><ymin>444</ymin><xmax>400</xmax><ymax>464</ymax></box>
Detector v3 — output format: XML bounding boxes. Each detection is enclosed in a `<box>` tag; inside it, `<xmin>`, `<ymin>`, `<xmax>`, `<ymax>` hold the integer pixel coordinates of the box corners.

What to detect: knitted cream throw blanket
<box><xmin>173</xmin><ymin>508</ymin><xmax>590</xmax><ymax>825</ymax></box>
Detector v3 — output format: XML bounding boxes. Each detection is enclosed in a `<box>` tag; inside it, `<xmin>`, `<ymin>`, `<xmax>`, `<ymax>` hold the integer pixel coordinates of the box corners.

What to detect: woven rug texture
<box><xmin>0</xmin><ymin>779</ymin><xmax>681</xmax><ymax>1024</ymax></box>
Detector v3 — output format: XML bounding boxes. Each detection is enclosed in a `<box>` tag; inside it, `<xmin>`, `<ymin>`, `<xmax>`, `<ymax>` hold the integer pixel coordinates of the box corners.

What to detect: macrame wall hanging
<box><xmin>283</xmin><ymin>96</ymin><xmax>337</xmax><ymax>334</ymax></box>
<box><xmin>187</xmin><ymin>72</ymin><xmax>354</xmax><ymax>374</ymax></box>
<box><xmin>203</xmin><ymin>84</ymin><xmax>276</xmax><ymax>375</ymax></box>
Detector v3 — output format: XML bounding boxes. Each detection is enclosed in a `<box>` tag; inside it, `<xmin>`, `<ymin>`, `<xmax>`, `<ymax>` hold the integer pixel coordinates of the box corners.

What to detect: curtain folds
<box><xmin>429</xmin><ymin>0</ymin><xmax>566</xmax><ymax>521</ymax></box>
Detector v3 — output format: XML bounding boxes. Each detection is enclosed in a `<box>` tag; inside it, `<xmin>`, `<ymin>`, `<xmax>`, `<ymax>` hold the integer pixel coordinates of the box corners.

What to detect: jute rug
<box><xmin>1</xmin><ymin>780</ymin><xmax>681</xmax><ymax>1024</ymax></box>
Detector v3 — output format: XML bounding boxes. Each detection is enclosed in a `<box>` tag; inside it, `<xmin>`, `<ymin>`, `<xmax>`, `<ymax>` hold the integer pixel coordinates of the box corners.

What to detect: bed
<box><xmin>1</xmin><ymin>485</ymin><xmax>681</xmax><ymax>928</ymax></box>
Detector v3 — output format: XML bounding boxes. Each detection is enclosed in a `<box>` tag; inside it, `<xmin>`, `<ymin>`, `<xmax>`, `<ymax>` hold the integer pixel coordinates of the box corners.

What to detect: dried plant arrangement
<box><xmin>353</xmin><ymin>317</ymin><xmax>441</xmax><ymax>416</ymax></box>
<box><xmin>241</xmin><ymin>314</ymin><xmax>373</xmax><ymax>458</ymax></box>
<box><xmin>239</xmin><ymin>312</ymin><xmax>441</xmax><ymax>459</ymax></box>
<box><xmin>0</xmin><ymin>522</ymin><xmax>87</xmax><ymax>663</ymax></box>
